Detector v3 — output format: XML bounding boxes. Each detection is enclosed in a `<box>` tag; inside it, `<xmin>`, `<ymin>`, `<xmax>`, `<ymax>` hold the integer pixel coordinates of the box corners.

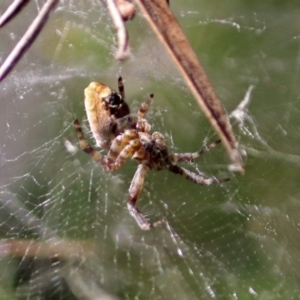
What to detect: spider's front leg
<box><xmin>127</xmin><ymin>164</ymin><xmax>164</xmax><ymax>230</ymax></box>
<box><xmin>104</xmin><ymin>129</ymin><xmax>140</xmax><ymax>171</ymax></box>
<box><xmin>138</xmin><ymin>94</ymin><xmax>153</xmax><ymax>118</ymax></box>
<box><xmin>74</xmin><ymin>119</ymin><xmax>104</xmax><ymax>164</ymax></box>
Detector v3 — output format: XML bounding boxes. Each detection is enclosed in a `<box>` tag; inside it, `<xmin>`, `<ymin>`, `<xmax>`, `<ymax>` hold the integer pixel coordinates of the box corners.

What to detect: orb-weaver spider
<box><xmin>74</xmin><ymin>77</ymin><xmax>228</xmax><ymax>230</ymax></box>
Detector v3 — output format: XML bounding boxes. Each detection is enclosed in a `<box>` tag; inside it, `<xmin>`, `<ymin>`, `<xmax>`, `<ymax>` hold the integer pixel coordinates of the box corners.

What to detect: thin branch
<box><xmin>0</xmin><ymin>0</ymin><xmax>30</xmax><ymax>27</ymax></box>
<box><xmin>0</xmin><ymin>0</ymin><xmax>59</xmax><ymax>82</ymax></box>
<box><xmin>115</xmin><ymin>0</ymin><xmax>135</xmax><ymax>21</ymax></box>
<box><xmin>106</xmin><ymin>0</ymin><xmax>131</xmax><ymax>61</ymax></box>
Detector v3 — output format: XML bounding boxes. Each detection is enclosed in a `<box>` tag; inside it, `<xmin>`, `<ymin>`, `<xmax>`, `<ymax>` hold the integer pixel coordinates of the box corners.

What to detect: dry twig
<box><xmin>106</xmin><ymin>0</ymin><xmax>135</xmax><ymax>60</ymax></box>
<box><xmin>0</xmin><ymin>0</ymin><xmax>29</xmax><ymax>27</ymax></box>
<box><xmin>0</xmin><ymin>0</ymin><xmax>58</xmax><ymax>82</ymax></box>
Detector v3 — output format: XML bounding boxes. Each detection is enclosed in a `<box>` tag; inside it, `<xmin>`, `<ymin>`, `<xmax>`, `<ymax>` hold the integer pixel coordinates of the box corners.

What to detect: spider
<box><xmin>74</xmin><ymin>77</ymin><xmax>229</xmax><ymax>230</ymax></box>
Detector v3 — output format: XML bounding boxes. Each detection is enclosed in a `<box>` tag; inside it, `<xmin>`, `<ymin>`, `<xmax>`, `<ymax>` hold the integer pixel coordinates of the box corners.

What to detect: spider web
<box><xmin>1</xmin><ymin>0</ymin><xmax>300</xmax><ymax>299</ymax></box>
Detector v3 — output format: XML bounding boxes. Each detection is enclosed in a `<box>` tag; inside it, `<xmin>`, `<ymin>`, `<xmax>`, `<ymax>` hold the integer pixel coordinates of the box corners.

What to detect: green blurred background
<box><xmin>0</xmin><ymin>1</ymin><xmax>300</xmax><ymax>299</ymax></box>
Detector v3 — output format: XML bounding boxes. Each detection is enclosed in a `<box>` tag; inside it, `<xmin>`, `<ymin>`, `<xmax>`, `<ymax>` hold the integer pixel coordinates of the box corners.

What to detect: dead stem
<box><xmin>107</xmin><ymin>0</ymin><xmax>132</xmax><ymax>60</ymax></box>
<box><xmin>0</xmin><ymin>0</ymin><xmax>30</xmax><ymax>27</ymax></box>
<box><xmin>0</xmin><ymin>0</ymin><xmax>59</xmax><ymax>82</ymax></box>
<box><xmin>116</xmin><ymin>0</ymin><xmax>135</xmax><ymax>21</ymax></box>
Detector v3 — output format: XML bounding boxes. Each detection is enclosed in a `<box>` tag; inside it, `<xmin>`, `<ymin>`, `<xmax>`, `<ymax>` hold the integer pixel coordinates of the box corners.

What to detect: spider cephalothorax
<box><xmin>74</xmin><ymin>77</ymin><xmax>228</xmax><ymax>230</ymax></box>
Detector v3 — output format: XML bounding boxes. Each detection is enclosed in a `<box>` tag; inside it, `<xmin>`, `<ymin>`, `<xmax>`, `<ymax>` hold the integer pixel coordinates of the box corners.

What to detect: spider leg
<box><xmin>74</xmin><ymin>119</ymin><xmax>104</xmax><ymax>164</ymax></box>
<box><xmin>170</xmin><ymin>140</ymin><xmax>221</xmax><ymax>163</ymax></box>
<box><xmin>118</xmin><ymin>76</ymin><xmax>125</xmax><ymax>99</ymax></box>
<box><xmin>168</xmin><ymin>164</ymin><xmax>229</xmax><ymax>185</ymax></box>
<box><xmin>105</xmin><ymin>130</ymin><xmax>140</xmax><ymax>170</ymax></box>
<box><xmin>136</xmin><ymin>94</ymin><xmax>154</xmax><ymax>133</ymax></box>
<box><xmin>138</xmin><ymin>94</ymin><xmax>154</xmax><ymax>118</ymax></box>
<box><xmin>106</xmin><ymin>140</ymin><xmax>140</xmax><ymax>171</ymax></box>
<box><xmin>127</xmin><ymin>164</ymin><xmax>164</xmax><ymax>230</ymax></box>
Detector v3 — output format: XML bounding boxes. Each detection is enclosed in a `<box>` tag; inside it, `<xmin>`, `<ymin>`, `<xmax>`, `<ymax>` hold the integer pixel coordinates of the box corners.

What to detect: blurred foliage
<box><xmin>1</xmin><ymin>0</ymin><xmax>300</xmax><ymax>299</ymax></box>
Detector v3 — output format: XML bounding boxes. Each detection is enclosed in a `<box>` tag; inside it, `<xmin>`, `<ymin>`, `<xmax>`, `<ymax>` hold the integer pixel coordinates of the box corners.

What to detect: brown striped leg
<box><xmin>138</xmin><ymin>94</ymin><xmax>154</xmax><ymax>118</ymax></box>
<box><xmin>170</xmin><ymin>140</ymin><xmax>222</xmax><ymax>163</ymax></box>
<box><xmin>106</xmin><ymin>139</ymin><xmax>140</xmax><ymax>171</ymax></box>
<box><xmin>168</xmin><ymin>164</ymin><xmax>229</xmax><ymax>185</ymax></box>
<box><xmin>127</xmin><ymin>164</ymin><xmax>164</xmax><ymax>230</ymax></box>
<box><xmin>74</xmin><ymin>119</ymin><xmax>104</xmax><ymax>164</ymax></box>
<box><xmin>105</xmin><ymin>130</ymin><xmax>139</xmax><ymax>169</ymax></box>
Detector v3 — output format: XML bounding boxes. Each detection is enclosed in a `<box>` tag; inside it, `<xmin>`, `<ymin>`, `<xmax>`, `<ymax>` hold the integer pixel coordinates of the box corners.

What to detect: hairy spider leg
<box><xmin>170</xmin><ymin>139</ymin><xmax>222</xmax><ymax>163</ymax></box>
<box><xmin>168</xmin><ymin>164</ymin><xmax>229</xmax><ymax>185</ymax></box>
<box><xmin>138</xmin><ymin>94</ymin><xmax>154</xmax><ymax>118</ymax></box>
<box><xmin>135</xmin><ymin>94</ymin><xmax>154</xmax><ymax>134</ymax></box>
<box><xmin>74</xmin><ymin>119</ymin><xmax>104</xmax><ymax>164</ymax></box>
<box><xmin>104</xmin><ymin>129</ymin><xmax>139</xmax><ymax>169</ymax></box>
<box><xmin>127</xmin><ymin>164</ymin><xmax>165</xmax><ymax>230</ymax></box>
<box><xmin>118</xmin><ymin>76</ymin><xmax>125</xmax><ymax>99</ymax></box>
